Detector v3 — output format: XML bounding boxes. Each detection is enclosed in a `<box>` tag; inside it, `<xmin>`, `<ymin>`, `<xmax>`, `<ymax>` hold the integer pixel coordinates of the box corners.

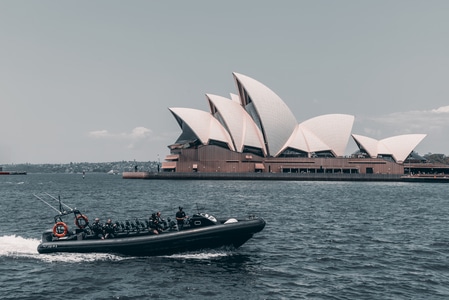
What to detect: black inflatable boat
<box><xmin>35</xmin><ymin>194</ymin><xmax>265</xmax><ymax>256</ymax></box>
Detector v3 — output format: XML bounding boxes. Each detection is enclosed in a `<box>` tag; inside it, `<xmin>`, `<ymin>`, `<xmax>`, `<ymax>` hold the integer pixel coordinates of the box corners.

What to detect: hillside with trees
<box><xmin>1</xmin><ymin>161</ymin><xmax>159</xmax><ymax>174</ymax></box>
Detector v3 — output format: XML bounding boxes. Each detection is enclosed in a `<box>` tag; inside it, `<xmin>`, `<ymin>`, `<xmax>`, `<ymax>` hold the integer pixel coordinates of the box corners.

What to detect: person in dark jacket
<box><xmin>149</xmin><ymin>213</ymin><xmax>161</xmax><ymax>235</ymax></box>
<box><xmin>156</xmin><ymin>211</ymin><xmax>167</xmax><ymax>230</ymax></box>
<box><xmin>91</xmin><ymin>217</ymin><xmax>104</xmax><ymax>239</ymax></box>
<box><xmin>104</xmin><ymin>218</ymin><xmax>117</xmax><ymax>239</ymax></box>
<box><xmin>175</xmin><ymin>207</ymin><xmax>187</xmax><ymax>230</ymax></box>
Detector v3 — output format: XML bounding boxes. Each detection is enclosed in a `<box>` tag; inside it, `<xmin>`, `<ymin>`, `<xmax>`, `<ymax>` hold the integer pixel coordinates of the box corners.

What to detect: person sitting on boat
<box><xmin>176</xmin><ymin>207</ymin><xmax>188</xmax><ymax>230</ymax></box>
<box><xmin>149</xmin><ymin>213</ymin><xmax>162</xmax><ymax>235</ymax></box>
<box><xmin>104</xmin><ymin>218</ymin><xmax>117</xmax><ymax>239</ymax></box>
<box><xmin>156</xmin><ymin>211</ymin><xmax>167</xmax><ymax>230</ymax></box>
<box><xmin>91</xmin><ymin>217</ymin><xmax>105</xmax><ymax>239</ymax></box>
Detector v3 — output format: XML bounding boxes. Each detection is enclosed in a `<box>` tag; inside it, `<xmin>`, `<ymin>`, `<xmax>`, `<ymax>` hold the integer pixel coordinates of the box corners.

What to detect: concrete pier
<box><xmin>123</xmin><ymin>172</ymin><xmax>405</xmax><ymax>182</ymax></box>
<box><xmin>122</xmin><ymin>171</ymin><xmax>151</xmax><ymax>179</ymax></box>
<box><xmin>123</xmin><ymin>171</ymin><xmax>448</xmax><ymax>182</ymax></box>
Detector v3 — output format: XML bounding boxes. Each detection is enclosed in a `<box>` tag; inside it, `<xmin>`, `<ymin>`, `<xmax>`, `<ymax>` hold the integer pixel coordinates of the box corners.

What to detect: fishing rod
<box><xmin>33</xmin><ymin>194</ymin><xmax>61</xmax><ymax>214</ymax></box>
<box><xmin>44</xmin><ymin>192</ymin><xmax>73</xmax><ymax>211</ymax></box>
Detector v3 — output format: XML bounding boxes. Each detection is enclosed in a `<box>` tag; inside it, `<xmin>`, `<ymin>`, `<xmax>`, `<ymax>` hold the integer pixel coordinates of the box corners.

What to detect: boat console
<box><xmin>189</xmin><ymin>213</ymin><xmax>218</xmax><ymax>228</ymax></box>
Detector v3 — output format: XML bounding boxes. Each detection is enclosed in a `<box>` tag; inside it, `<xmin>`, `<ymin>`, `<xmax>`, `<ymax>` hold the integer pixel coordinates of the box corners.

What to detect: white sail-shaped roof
<box><xmin>282</xmin><ymin>125</ymin><xmax>309</xmax><ymax>153</ymax></box>
<box><xmin>233</xmin><ymin>72</ymin><xmax>297</xmax><ymax>156</ymax></box>
<box><xmin>380</xmin><ymin>134</ymin><xmax>427</xmax><ymax>163</ymax></box>
<box><xmin>352</xmin><ymin>134</ymin><xmax>427</xmax><ymax>163</ymax></box>
<box><xmin>169</xmin><ymin>107</ymin><xmax>235</xmax><ymax>151</ymax></box>
<box><xmin>301</xmin><ymin>126</ymin><xmax>332</xmax><ymax>153</ymax></box>
<box><xmin>230</xmin><ymin>93</ymin><xmax>240</xmax><ymax>103</ymax></box>
<box><xmin>282</xmin><ymin>125</ymin><xmax>330</xmax><ymax>155</ymax></box>
<box><xmin>299</xmin><ymin>114</ymin><xmax>355</xmax><ymax>157</ymax></box>
<box><xmin>206</xmin><ymin>94</ymin><xmax>266</xmax><ymax>155</ymax></box>
<box><xmin>352</xmin><ymin>134</ymin><xmax>379</xmax><ymax>158</ymax></box>
<box><xmin>280</xmin><ymin>114</ymin><xmax>354</xmax><ymax>156</ymax></box>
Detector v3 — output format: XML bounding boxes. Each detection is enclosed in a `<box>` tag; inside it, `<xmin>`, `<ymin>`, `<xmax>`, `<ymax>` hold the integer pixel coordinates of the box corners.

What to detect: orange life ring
<box><xmin>53</xmin><ymin>222</ymin><xmax>68</xmax><ymax>238</ymax></box>
<box><xmin>75</xmin><ymin>214</ymin><xmax>89</xmax><ymax>229</ymax></box>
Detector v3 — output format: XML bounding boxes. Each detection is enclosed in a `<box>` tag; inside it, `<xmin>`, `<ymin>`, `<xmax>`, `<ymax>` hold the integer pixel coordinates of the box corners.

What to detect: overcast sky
<box><xmin>1</xmin><ymin>1</ymin><xmax>448</xmax><ymax>164</ymax></box>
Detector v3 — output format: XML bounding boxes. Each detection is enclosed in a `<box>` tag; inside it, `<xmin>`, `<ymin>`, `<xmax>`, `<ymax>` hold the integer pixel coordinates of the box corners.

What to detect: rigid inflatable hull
<box><xmin>37</xmin><ymin>218</ymin><xmax>265</xmax><ymax>256</ymax></box>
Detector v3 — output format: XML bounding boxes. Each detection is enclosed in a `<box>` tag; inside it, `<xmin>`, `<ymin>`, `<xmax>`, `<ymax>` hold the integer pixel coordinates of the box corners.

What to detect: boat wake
<box><xmin>165</xmin><ymin>250</ymin><xmax>234</xmax><ymax>260</ymax></box>
<box><xmin>0</xmin><ymin>235</ymin><xmax>126</xmax><ymax>263</ymax></box>
<box><xmin>0</xmin><ymin>235</ymin><xmax>233</xmax><ymax>262</ymax></box>
<box><xmin>0</xmin><ymin>235</ymin><xmax>40</xmax><ymax>257</ymax></box>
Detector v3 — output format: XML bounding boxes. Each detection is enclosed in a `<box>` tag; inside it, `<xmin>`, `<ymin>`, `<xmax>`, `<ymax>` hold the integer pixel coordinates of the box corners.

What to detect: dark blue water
<box><xmin>1</xmin><ymin>174</ymin><xmax>449</xmax><ymax>299</ymax></box>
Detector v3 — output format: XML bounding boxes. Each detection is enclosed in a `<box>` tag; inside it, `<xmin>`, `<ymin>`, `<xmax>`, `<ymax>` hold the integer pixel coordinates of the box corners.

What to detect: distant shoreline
<box><xmin>0</xmin><ymin>161</ymin><xmax>158</xmax><ymax>174</ymax></box>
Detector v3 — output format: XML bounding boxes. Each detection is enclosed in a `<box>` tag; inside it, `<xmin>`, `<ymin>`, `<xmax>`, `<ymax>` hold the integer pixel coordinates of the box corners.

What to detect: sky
<box><xmin>1</xmin><ymin>1</ymin><xmax>448</xmax><ymax>164</ymax></box>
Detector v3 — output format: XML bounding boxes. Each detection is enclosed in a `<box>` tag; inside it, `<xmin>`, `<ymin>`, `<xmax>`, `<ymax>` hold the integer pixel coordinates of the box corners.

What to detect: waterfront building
<box><xmin>161</xmin><ymin>73</ymin><xmax>447</xmax><ymax>176</ymax></box>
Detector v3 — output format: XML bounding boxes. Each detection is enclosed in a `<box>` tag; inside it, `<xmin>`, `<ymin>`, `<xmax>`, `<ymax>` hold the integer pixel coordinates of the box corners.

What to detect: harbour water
<box><xmin>1</xmin><ymin>174</ymin><xmax>449</xmax><ymax>299</ymax></box>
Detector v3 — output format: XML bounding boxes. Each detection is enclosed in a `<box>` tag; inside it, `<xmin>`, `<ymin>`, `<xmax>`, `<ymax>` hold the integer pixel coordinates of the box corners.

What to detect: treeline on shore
<box><xmin>1</xmin><ymin>161</ymin><xmax>159</xmax><ymax>174</ymax></box>
<box><xmin>424</xmin><ymin>153</ymin><xmax>449</xmax><ymax>164</ymax></box>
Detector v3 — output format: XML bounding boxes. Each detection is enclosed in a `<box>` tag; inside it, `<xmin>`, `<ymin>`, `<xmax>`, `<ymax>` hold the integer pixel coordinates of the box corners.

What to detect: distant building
<box><xmin>162</xmin><ymin>72</ymin><xmax>447</xmax><ymax>176</ymax></box>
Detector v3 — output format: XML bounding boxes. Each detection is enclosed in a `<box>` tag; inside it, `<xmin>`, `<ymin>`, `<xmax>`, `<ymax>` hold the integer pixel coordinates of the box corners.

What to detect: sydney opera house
<box><xmin>160</xmin><ymin>72</ymin><xmax>444</xmax><ymax>176</ymax></box>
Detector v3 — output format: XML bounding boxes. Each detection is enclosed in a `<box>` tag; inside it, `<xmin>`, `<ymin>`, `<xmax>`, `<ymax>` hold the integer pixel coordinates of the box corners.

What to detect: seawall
<box><xmin>123</xmin><ymin>172</ymin><xmax>401</xmax><ymax>181</ymax></box>
<box><xmin>122</xmin><ymin>172</ymin><xmax>449</xmax><ymax>182</ymax></box>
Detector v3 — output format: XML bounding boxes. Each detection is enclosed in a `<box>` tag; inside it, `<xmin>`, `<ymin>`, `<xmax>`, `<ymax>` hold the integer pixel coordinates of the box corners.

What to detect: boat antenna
<box><xmin>195</xmin><ymin>203</ymin><xmax>205</xmax><ymax>214</ymax></box>
<box><xmin>44</xmin><ymin>192</ymin><xmax>73</xmax><ymax>211</ymax></box>
<box><xmin>58</xmin><ymin>195</ymin><xmax>62</xmax><ymax>214</ymax></box>
<box><xmin>34</xmin><ymin>194</ymin><xmax>61</xmax><ymax>214</ymax></box>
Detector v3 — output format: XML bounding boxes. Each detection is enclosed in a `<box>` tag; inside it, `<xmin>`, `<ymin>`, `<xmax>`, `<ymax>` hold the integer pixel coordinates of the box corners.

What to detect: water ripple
<box><xmin>1</xmin><ymin>175</ymin><xmax>449</xmax><ymax>299</ymax></box>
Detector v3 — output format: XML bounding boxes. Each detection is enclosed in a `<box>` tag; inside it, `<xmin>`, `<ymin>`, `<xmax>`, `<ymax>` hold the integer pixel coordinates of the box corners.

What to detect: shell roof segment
<box><xmin>206</xmin><ymin>94</ymin><xmax>266</xmax><ymax>155</ymax></box>
<box><xmin>169</xmin><ymin>107</ymin><xmax>235</xmax><ymax>151</ymax></box>
<box><xmin>299</xmin><ymin>114</ymin><xmax>355</xmax><ymax>157</ymax></box>
<box><xmin>381</xmin><ymin>134</ymin><xmax>427</xmax><ymax>163</ymax></box>
<box><xmin>280</xmin><ymin>114</ymin><xmax>354</xmax><ymax>157</ymax></box>
<box><xmin>233</xmin><ymin>72</ymin><xmax>298</xmax><ymax>157</ymax></box>
<box><xmin>352</xmin><ymin>133</ymin><xmax>427</xmax><ymax>163</ymax></box>
<box><xmin>352</xmin><ymin>134</ymin><xmax>379</xmax><ymax>157</ymax></box>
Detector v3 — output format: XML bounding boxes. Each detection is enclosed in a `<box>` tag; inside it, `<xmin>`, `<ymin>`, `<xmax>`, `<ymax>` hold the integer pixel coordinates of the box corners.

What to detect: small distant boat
<box><xmin>0</xmin><ymin>168</ymin><xmax>27</xmax><ymax>175</ymax></box>
<box><xmin>34</xmin><ymin>194</ymin><xmax>266</xmax><ymax>256</ymax></box>
<box><xmin>107</xmin><ymin>170</ymin><xmax>120</xmax><ymax>175</ymax></box>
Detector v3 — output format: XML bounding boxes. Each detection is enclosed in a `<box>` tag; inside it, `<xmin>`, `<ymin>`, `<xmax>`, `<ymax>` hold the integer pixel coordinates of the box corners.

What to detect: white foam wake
<box><xmin>166</xmin><ymin>251</ymin><xmax>232</xmax><ymax>260</ymax></box>
<box><xmin>0</xmin><ymin>235</ymin><xmax>40</xmax><ymax>257</ymax></box>
<box><xmin>0</xmin><ymin>235</ymin><xmax>126</xmax><ymax>263</ymax></box>
<box><xmin>0</xmin><ymin>235</ymin><xmax>232</xmax><ymax>262</ymax></box>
